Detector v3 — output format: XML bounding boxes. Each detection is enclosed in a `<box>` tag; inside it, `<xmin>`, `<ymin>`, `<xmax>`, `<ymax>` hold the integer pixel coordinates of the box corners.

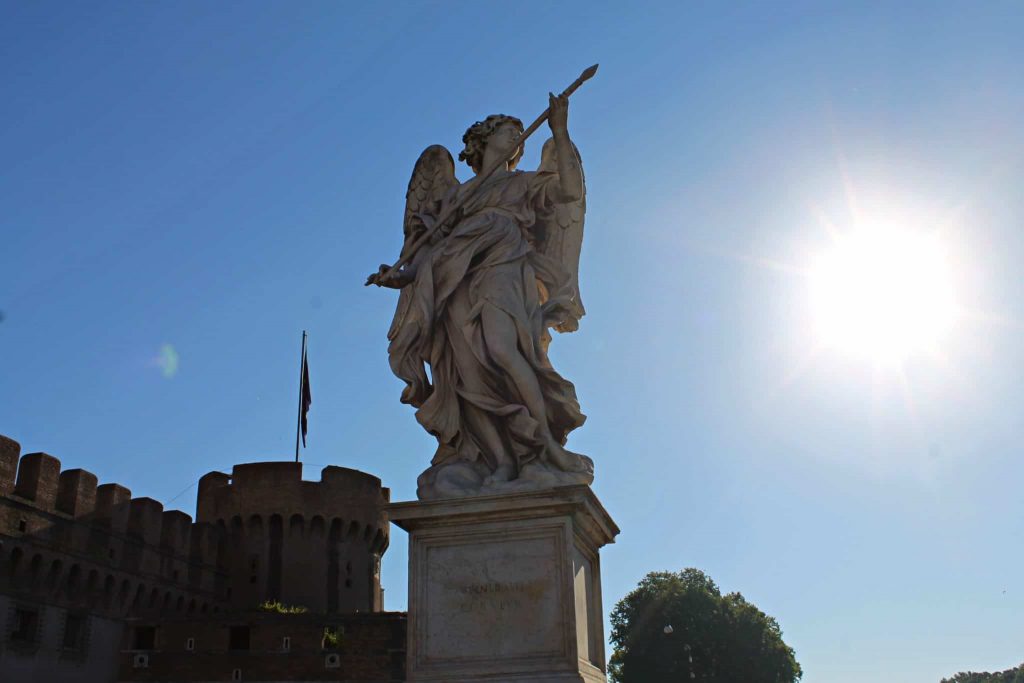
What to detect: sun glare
<box><xmin>809</xmin><ymin>227</ymin><xmax>956</xmax><ymax>361</ymax></box>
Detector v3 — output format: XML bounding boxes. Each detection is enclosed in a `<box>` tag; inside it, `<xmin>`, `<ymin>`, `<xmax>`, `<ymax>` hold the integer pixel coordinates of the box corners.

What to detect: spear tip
<box><xmin>581</xmin><ymin>64</ymin><xmax>599</xmax><ymax>81</ymax></box>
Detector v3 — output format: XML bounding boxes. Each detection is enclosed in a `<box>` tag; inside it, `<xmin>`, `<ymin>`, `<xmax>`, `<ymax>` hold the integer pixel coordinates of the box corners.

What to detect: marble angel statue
<box><xmin>367</xmin><ymin>69</ymin><xmax>597</xmax><ymax>499</ymax></box>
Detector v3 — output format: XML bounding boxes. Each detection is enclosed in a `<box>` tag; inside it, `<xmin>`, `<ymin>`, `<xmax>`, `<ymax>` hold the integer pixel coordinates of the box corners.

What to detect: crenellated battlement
<box><xmin>195</xmin><ymin>461</ymin><xmax>390</xmax><ymax>614</ymax></box>
<box><xmin>160</xmin><ymin>510</ymin><xmax>192</xmax><ymax>556</ymax></box>
<box><xmin>1</xmin><ymin>443</ymin><xmax>215</xmax><ymax>557</ymax></box>
<box><xmin>14</xmin><ymin>451</ymin><xmax>61</xmax><ymax>510</ymax></box>
<box><xmin>0</xmin><ymin>434</ymin><xmax>229</xmax><ymax>620</ymax></box>
<box><xmin>0</xmin><ymin>434</ymin><xmax>22</xmax><ymax>495</ymax></box>
<box><xmin>196</xmin><ymin>461</ymin><xmax>390</xmax><ymax>526</ymax></box>
<box><xmin>56</xmin><ymin>468</ymin><xmax>98</xmax><ymax>517</ymax></box>
<box><xmin>1</xmin><ymin>435</ymin><xmax>392</xmax><ymax>618</ymax></box>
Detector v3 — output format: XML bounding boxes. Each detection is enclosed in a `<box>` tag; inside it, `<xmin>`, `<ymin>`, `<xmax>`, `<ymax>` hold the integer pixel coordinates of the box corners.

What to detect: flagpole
<box><xmin>295</xmin><ymin>330</ymin><xmax>307</xmax><ymax>462</ymax></box>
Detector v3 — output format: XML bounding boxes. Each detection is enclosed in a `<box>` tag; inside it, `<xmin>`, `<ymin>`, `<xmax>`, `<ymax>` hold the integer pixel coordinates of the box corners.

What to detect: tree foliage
<box><xmin>941</xmin><ymin>663</ymin><xmax>1024</xmax><ymax>683</ymax></box>
<box><xmin>609</xmin><ymin>568</ymin><xmax>802</xmax><ymax>683</ymax></box>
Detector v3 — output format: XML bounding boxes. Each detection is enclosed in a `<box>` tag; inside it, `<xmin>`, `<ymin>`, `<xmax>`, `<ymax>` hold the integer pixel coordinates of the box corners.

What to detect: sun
<box><xmin>808</xmin><ymin>225</ymin><xmax>957</xmax><ymax>362</ymax></box>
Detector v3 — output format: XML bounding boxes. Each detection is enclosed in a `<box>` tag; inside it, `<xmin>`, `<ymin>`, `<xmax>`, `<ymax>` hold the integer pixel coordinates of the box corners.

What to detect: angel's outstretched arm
<box><xmin>547</xmin><ymin>93</ymin><xmax>583</xmax><ymax>202</ymax></box>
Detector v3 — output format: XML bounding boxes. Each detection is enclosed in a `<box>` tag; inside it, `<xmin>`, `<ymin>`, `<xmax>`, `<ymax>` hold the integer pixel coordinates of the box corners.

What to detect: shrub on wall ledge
<box><xmin>257</xmin><ymin>600</ymin><xmax>308</xmax><ymax>614</ymax></box>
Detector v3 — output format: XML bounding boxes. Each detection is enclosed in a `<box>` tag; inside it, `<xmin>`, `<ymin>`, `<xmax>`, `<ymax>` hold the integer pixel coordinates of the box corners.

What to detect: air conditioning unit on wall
<box><xmin>132</xmin><ymin>653</ymin><xmax>149</xmax><ymax>668</ymax></box>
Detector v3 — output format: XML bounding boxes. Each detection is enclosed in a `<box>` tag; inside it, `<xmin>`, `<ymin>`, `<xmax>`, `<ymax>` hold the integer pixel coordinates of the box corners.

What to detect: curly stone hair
<box><xmin>458</xmin><ymin>114</ymin><xmax>525</xmax><ymax>173</ymax></box>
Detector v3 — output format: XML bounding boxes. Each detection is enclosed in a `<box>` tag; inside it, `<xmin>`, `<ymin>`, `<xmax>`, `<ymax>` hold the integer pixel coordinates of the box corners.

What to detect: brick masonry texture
<box><xmin>0</xmin><ymin>432</ymin><xmax>403</xmax><ymax>682</ymax></box>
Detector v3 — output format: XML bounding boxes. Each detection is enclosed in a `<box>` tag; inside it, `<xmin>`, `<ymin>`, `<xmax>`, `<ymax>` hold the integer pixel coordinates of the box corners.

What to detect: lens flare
<box><xmin>809</xmin><ymin>227</ymin><xmax>956</xmax><ymax>361</ymax></box>
<box><xmin>157</xmin><ymin>344</ymin><xmax>179</xmax><ymax>378</ymax></box>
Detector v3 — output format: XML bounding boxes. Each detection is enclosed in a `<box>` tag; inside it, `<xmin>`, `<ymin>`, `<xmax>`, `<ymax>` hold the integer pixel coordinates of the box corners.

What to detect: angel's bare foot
<box><xmin>483</xmin><ymin>464</ymin><xmax>515</xmax><ymax>486</ymax></box>
<box><xmin>545</xmin><ymin>438</ymin><xmax>588</xmax><ymax>473</ymax></box>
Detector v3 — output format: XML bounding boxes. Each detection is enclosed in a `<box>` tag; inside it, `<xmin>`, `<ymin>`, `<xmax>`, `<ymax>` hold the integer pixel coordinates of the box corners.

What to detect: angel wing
<box><xmin>387</xmin><ymin>145</ymin><xmax>458</xmax><ymax>406</ymax></box>
<box><xmin>535</xmin><ymin>137</ymin><xmax>586</xmax><ymax>333</ymax></box>
<box><xmin>400</xmin><ymin>145</ymin><xmax>459</xmax><ymax>261</ymax></box>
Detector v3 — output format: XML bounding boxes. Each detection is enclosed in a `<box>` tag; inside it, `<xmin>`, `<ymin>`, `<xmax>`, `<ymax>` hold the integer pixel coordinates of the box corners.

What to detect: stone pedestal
<box><xmin>387</xmin><ymin>485</ymin><xmax>618</xmax><ymax>683</ymax></box>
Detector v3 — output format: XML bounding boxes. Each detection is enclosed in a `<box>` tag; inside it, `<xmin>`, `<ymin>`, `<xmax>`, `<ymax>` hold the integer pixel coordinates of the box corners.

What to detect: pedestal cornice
<box><xmin>387</xmin><ymin>484</ymin><xmax>618</xmax><ymax>549</ymax></box>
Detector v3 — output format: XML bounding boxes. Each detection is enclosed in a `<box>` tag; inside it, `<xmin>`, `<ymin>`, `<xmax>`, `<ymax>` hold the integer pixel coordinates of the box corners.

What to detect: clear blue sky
<box><xmin>3</xmin><ymin>2</ymin><xmax>1022</xmax><ymax>681</ymax></box>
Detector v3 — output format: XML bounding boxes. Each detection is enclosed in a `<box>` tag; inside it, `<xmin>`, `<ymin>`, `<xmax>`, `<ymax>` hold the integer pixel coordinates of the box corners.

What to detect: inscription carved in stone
<box><xmin>422</xmin><ymin>535</ymin><xmax>563</xmax><ymax>661</ymax></box>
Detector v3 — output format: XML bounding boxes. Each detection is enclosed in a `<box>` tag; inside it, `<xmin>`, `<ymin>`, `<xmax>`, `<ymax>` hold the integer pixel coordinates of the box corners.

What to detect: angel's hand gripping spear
<box><xmin>365</xmin><ymin>64</ymin><xmax>598</xmax><ymax>287</ymax></box>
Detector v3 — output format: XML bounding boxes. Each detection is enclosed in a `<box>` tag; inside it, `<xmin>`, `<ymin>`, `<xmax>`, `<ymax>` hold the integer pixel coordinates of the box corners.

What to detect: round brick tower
<box><xmin>195</xmin><ymin>462</ymin><xmax>389</xmax><ymax>615</ymax></box>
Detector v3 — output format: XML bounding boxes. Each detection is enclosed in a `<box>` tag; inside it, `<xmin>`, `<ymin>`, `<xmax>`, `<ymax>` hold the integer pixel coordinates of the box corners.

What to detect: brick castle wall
<box><xmin>117</xmin><ymin>612</ymin><xmax>406</xmax><ymax>682</ymax></box>
<box><xmin>0</xmin><ymin>436</ymin><xmax>228</xmax><ymax>621</ymax></box>
<box><xmin>1</xmin><ymin>433</ymin><xmax>401</xmax><ymax>682</ymax></box>
<box><xmin>196</xmin><ymin>461</ymin><xmax>390</xmax><ymax>614</ymax></box>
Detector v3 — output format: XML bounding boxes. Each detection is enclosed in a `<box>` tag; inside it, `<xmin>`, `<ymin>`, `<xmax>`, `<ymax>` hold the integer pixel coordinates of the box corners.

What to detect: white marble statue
<box><xmin>367</xmin><ymin>68</ymin><xmax>597</xmax><ymax>499</ymax></box>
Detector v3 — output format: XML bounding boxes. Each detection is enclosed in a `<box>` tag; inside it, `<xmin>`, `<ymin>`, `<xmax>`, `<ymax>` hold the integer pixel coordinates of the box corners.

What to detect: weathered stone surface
<box><xmin>369</xmin><ymin>71</ymin><xmax>599</xmax><ymax>499</ymax></box>
<box><xmin>388</xmin><ymin>485</ymin><xmax>618</xmax><ymax>682</ymax></box>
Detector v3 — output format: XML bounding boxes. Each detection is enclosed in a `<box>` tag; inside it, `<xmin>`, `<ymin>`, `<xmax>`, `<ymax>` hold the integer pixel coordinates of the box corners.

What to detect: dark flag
<box><xmin>300</xmin><ymin>350</ymin><xmax>311</xmax><ymax>447</ymax></box>
<box><xmin>295</xmin><ymin>331</ymin><xmax>311</xmax><ymax>461</ymax></box>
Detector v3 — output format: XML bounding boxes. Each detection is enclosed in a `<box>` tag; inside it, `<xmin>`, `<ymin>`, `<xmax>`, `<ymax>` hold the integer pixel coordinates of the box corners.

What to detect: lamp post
<box><xmin>663</xmin><ymin>625</ymin><xmax>697</xmax><ymax>680</ymax></box>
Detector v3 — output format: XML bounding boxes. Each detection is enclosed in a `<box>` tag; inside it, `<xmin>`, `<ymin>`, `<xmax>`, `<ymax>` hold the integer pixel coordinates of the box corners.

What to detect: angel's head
<box><xmin>459</xmin><ymin>114</ymin><xmax>525</xmax><ymax>174</ymax></box>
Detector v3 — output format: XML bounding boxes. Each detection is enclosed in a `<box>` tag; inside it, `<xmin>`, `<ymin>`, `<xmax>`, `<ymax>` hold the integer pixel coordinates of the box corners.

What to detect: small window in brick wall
<box><xmin>232</xmin><ymin>668</ymin><xmax>242</xmax><ymax>681</ymax></box>
<box><xmin>18</xmin><ymin>519</ymin><xmax>27</xmax><ymax>533</ymax></box>
<box><xmin>133</xmin><ymin>626</ymin><xmax>156</xmax><ymax>650</ymax></box>
<box><xmin>62</xmin><ymin>613</ymin><xmax>86</xmax><ymax>650</ymax></box>
<box><xmin>281</xmin><ymin>636</ymin><xmax>291</xmax><ymax>652</ymax></box>
<box><xmin>229</xmin><ymin>626</ymin><xmax>250</xmax><ymax>651</ymax></box>
<box><xmin>10</xmin><ymin>607</ymin><xmax>39</xmax><ymax>643</ymax></box>
<box><xmin>185</xmin><ymin>637</ymin><xmax>195</xmax><ymax>651</ymax></box>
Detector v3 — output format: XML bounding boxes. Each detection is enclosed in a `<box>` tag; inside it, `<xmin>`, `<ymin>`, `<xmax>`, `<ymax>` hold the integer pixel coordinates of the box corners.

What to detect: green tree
<box><xmin>609</xmin><ymin>568</ymin><xmax>802</xmax><ymax>683</ymax></box>
<box><xmin>941</xmin><ymin>663</ymin><xmax>1024</xmax><ymax>683</ymax></box>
